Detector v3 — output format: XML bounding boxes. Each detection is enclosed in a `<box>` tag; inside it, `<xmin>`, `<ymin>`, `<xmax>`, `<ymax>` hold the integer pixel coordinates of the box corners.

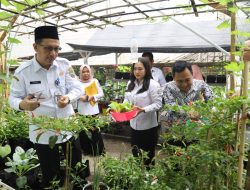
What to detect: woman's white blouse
<box><xmin>77</xmin><ymin>78</ymin><xmax>104</xmax><ymax>115</ymax></box>
<box><xmin>124</xmin><ymin>79</ymin><xmax>162</xmax><ymax>130</ymax></box>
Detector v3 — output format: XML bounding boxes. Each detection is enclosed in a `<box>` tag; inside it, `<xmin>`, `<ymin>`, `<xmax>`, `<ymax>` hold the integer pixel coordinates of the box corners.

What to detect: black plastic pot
<box><xmin>206</xmin><ymin>75</ymin><xmax>216</xmax><ymax>83</ymax></box>
<box><xmin>115</xmin><ymin>72</ymin><xmax>123</xmax><ymax>79</ymax></box>
<box><xmin>216</xmin><ymin>75</ymin><xmax>226</xmax><ymax>83</ymax></box>
<box><xmin>122</xmin><ymin>72</ymin><xmax>131</xmax><ymax>80</ymax></box>
<box><xmin>206</xmin><ymin>75</ymin><xmax>226</xmax><ymax>83</ymax></box>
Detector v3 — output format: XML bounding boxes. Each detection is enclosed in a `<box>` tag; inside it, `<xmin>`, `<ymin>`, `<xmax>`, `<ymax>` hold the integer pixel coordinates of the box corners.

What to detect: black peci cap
<box><xmin>34</xmin><ymin>26</ymin><xmax>59</xmax><ymax>41</ymax></box>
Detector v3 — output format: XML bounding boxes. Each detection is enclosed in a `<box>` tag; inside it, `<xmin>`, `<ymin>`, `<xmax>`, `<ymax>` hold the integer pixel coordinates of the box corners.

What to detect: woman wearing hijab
<box><xmin>124</xmin><ymin>57</ymin><xmax>162</xmax><ymax>166</ymax></box>
<box><xmin>77</xmin><ymin>64</ymin><xmax>105</xmax><ymax>156</ymax></box>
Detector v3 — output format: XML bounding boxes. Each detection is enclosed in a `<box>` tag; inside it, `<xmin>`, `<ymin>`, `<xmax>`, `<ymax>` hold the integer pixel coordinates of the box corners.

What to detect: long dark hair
<box><xmin>127</xmin><ymin>57</ymin><xmax>152</xmax><ymax>94</ymax></box>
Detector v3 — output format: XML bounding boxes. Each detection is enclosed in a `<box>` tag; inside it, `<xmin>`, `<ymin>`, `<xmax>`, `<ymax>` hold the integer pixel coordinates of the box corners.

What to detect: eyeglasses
<box><xmin>38</xmin><ymin>44</ymin><xmax>62</xmax><ymax>53</ymax></box>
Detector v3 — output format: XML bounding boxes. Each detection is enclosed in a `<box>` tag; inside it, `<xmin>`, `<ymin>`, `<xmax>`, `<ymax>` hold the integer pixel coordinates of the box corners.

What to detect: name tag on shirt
<box><xmin>30</xmin><ymin>81</ymin><xmax>41</xmax><ymax>84</ymax></box>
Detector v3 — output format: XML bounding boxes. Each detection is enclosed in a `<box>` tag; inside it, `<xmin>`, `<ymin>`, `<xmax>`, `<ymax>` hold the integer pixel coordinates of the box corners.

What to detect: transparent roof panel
<box><xmin>0</xmin><ymin>0</ymin><xmax>248</xmax><ymax>37</ymax></box>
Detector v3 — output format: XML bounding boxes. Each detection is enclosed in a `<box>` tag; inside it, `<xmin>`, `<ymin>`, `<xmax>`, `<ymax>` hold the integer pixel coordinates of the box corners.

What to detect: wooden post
<box><xmin>0</xmin><ymin>42</ymin><xmax>6</xmax><ymax>73</ymax></box>
<box><xmin>245</xmin><ymin>149</ymin><xmax>250</xmax><ymax>189</ymax></box>
<box><xmin>237</xmin><ymin>44</ymin><xmax>250</xmax><ymax>188</ymax></box>
<box><xmin>229</xmin><ymin>3</ymin><xmax>236</xmax><ymax>93</ymax></box>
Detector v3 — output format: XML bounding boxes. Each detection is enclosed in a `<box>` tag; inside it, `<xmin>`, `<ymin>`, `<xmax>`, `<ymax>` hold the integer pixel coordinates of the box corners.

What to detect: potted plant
<box><xmin>4</xmin><ymin>146</ymin><xmax>39</xmax><ymax>189</ymax></box>
<box><xmin>83</xmin><ymin>155</ymin><xmax>109</xmax><ymax>190</ymax></box>
<box><xmin>101</xmin><ymin>153</ymin><xmax>163</xmax><ymax>190</ymax></box>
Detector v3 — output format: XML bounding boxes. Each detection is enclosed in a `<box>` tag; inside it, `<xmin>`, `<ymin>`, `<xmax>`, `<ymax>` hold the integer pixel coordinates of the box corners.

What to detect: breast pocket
<box><xmin>27</xmin><ymin>82</ymin><xmax>45</xmax><ymax>99</ymax></box>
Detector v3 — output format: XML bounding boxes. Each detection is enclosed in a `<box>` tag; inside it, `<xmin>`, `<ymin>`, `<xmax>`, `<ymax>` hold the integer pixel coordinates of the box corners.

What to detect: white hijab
<box><xmin>79</xmin><ymin>64</ymin><xmax>93</xmax><ymax>83</ymax></box>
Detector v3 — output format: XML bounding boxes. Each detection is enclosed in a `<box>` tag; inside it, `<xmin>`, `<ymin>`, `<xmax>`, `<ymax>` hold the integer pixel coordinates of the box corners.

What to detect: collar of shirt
<box><xmin>135</xmin><ymin>79</ymin><xmax>144</xmax><ymax>87</ymax></box>
<box><xmin>33</xmin><ymin>56</ymin><xmax>59</xmax><ymax>72</ymax></box>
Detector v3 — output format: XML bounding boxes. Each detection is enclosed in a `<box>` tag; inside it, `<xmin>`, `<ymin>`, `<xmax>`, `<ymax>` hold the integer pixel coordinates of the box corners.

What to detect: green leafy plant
<box><xmin>108</xmin><ymin>102</ymin><xmax>132</xmax><ymax>113</ymax></box>
<box><xmin>118</xmin><ymin>66</ymin><xmax>130</xmax><ymax>72</ymax></box>
<box><xmin>158</xmin><ymin>95</ymin><xmax>246</xmax><ymax>189</ymax></box>
<box><xmin>101</xmin><ymin>80</ymin><xmax>127</xmax><ymax>102</ymax></box>
<box><xmin>101</xmin><ymin>153</ymin><xmax>164</xmax><ymax>190</ymax></box>
<box><xmin>31</xmin><ymin>114</ymin><xmax>110</xmax><ymax>149</ymax></box>
<box><xmin>0</xmin><ymin>144</ymin><xmax>11</xmax><ymax>158</ymax></box>
<box><xmin>83</xmin><ymin>155</ymin><xmax>109</xmax><ymax>190</ymax></box>
<box><xmin>95</xmin><ymin>67</ymin><xmax>106</xmax><ymax>86</ymax></box>
<box><xmin>4</xmin><ymin>146</ymin><xmax>39</xmax><ymax>189</ymax></box>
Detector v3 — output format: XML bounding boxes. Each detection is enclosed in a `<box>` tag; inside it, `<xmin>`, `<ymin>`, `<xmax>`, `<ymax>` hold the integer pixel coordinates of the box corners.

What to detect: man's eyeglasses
<box><xmin>38</xmin><ymin>44</ymin><xmax>62</xmax><ymax>53</ymax></box>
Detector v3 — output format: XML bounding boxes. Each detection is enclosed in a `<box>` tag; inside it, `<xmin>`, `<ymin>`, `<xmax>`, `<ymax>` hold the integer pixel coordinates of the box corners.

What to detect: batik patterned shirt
<box><xmin>160</xmin><ymin>79</ymin><xmax>213</xmax><ymax>126</ymax></box>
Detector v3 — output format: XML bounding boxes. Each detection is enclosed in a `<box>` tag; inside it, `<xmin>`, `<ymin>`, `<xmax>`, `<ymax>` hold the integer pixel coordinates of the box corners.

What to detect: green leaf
<box><xmin>26</xmin><ymin>0</ymin><xmax>36</xmax><ymax>6</ymax></box>
<box><xmin>4</xmin><ymin>168</ymin><xmax>14</xmax><ymax>173</ymax></box>
<box><xmin>245</xmin><ymin>19</ymin><xmax>250</xmax><ymax>24</ymax></box>
<box><xmin>1</xmin><ymin>0</ymin><xmax>11</xmax><ymax>7</ymax></box>
<box><xmin>228</xmin><ymin>6</ymin><xmax>238</xmax><ymax>13</ymax></box>
<box><xmin>217</xmin><ymin>0</ymin><xmax>231</xmax><ymax>6</ymax></box>
<box><xmin>108</xmin><ymin>101</ymin><xmax>132</xmax><ymax>112</ymax></box>
<box><xmin>162</xmin><ymin>16</ymin><xmax>169</xmax><ymax>22</ymax></box>
<box><xmin>7</xmin><ymin>37</ymin><xmax>21</xmax><ymax>44</ymax></box>
<box><xmin>36</xmin><ymin>9</ymin><xmax>45</xmax><ymax>16</ymax></box>
<box><xmin>232</xmin><ymin>51</ymin><xmax>242</xmax><ymax>56</ymax></box>
<box><xmin>0</xmin><ymin>25</ymin><xmax>11</xmax><ymax>31</ymax></box>
<box><xmin>0</xmin><ymin>145</ymin><xmax>11</xmax><ymax>158</ymax></box>
<box><xmin>16</xmin><ymin>176</ymin><xmax>27</xmax><ymax>188</ymax></box>
<box><xmin>0</xmin><ymin>11</ymin><xmax>13</xmax><ymax>19</ymax></box>
<box><xmin>7</xmin><ymin>59</ymin><xmax>18</xmax><ymax>65</ymax></box>
<box><xmin>199</xmin><ymin>0</ymin><xmax>209</xmax><ymax>3</ymax></box>
<box><xmin>36</xmin><ymin>132</ymin><xmax>44</xmax><ymax>143</ymax></box>
<box><xmin>231</xmin><ymin>30</ymin><xmax>250</xmax><ymax>37</ymax></box>
<box><xmin>49</xmin><ymin>135</ymin><xmax>58</xmax><ymax>149</ymax></box>
<box><xmin>242</xmin><ymin>7</ymin><xmax>250</xmax><ymax>12</ymax></box>
<box><xmin>224</xmin><ymin>62</ymin><xmax>244</xmax><ymax>72</ymax></box>
<box><xmin>13</xmin><ymin>2</ymin><xmax>26</xmax><ymax>12</ymax></box>
<box><xmin>216</xmin><ymin>20</ymin><xmax>230</xmax><ymax>30</ymax></box>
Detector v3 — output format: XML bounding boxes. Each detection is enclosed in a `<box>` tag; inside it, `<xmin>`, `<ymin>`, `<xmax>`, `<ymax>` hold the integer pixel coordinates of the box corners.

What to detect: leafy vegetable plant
<box><xmin>108</xmin><ymin>102</ymin><xmax>133</xmax><ymax>113</ymax></box>
<box><xmin>5</xmin><ymin>146</ymin><xmax>39</xmax><ymax>189</ymax></box>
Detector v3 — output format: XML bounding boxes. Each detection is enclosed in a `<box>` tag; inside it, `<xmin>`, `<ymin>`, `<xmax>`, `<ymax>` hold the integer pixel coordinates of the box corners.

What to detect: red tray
<box><xmin>110</xmin><ymin>109</ymin><xmax>138</xmax><ymax>122</ymax></box>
